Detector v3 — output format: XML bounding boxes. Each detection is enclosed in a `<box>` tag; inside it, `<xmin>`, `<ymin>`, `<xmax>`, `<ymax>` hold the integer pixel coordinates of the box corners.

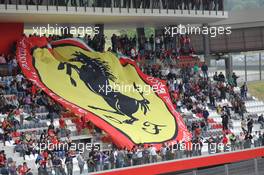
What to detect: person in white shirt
<box><xmin>253</xmin><ymin>131</ymin><xmax>260</xmax><ymax>147</ymax></box>
<box><xmin>160</xmin><ymin>144</ymin><xmax>167</xmax><ymax>161</ymax></box>
<box><xmin>77</xmin><ymin>153</ymin><xmax>85</xmax><ymax>174</ymax></box>
<box><xmin>131</xmin><ymin>47</ymin><xmax>137</xmax><ymax>59</ymax></box>
<box><xmin>155</xmin><ymin>36</ymin><xmax>161</xmax><ymax>50</ymax></box>
<box><xmin>16</xmin><ymin>74</ymin><xmax>24</xmax><ymax>83</ymax></box>
<box><xmin>238</xmin><ymin>132</ymin><xmax>245</xmax><ymax>149</ymax></box>
<box><xmin>149</xmin><ymin>145</ymin><xmax>157</xmax><ymax>163</ymax></box>
<box><xmin>136</xmin><ymin>147</ymin><xmax>143</xmax><ymax>165</ymax></box>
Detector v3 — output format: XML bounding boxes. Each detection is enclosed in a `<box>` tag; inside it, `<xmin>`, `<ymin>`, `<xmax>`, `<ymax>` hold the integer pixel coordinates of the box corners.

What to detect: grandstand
<box><xmin>0</xmin><ymin>1</ymin><xmax>264</xmax><ymax>175</ymax></box>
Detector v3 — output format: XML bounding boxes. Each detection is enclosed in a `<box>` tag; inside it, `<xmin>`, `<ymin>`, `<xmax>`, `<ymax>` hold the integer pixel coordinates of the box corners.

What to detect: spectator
<box><xmin>222</xmin><ymin>134</ymin><xmax>229</xmax><ymax>152</ymax></box>
<box><xmin>247</xmin><ymin>118</ymin><xmax>254</xmax><ymax>134</ymax></box>
<box><xmin>253</xmin><ymin>131</ymin><xmax>260</xmax><ymax>147</ymax></box>
<box><xmin>87</xmin><ymin>149</ymin><xmax>96</xmax><ymax>172</ymax></box>
<box><xmin>221</xmin><ymin>112</ymin><xmax>229</xmax><ymax>131</ymax></box>
<box><xmin>8</xmin><ymin>160</ymin><xmax>17</xmax><ymax>175</ymax></box>
<box><xmin>136</xmin><ymin>146</ymin><xmax>143</xmax><ymax>165</ymax></box>
<box><xmin>77</xmin><ymin>153</ymin><xmax>85</xmax><ymax>174</ymax></box>
<box><xmin>205</xmin><ymin>136</ymin><xmax>215</xmax><ymax>154</ymax></box>
<box><xmin>218</xmin><ymin>72</ymin><xmax>225</xmax><ymax>82</ymax></box>
<box><xmin>229</xmin><ymin>133</ymin><xmax>236</xmax><ymax>151</ymax></box>
<box><xmin>18</xmin><ymin>162</ymin><xmax>31</xmax><ymax>175</ymax></box>
<box><xmin>202</xmin><ymin>108</ymin><xmax>209</xmax><ymax>125</ymax></box>
<box><xmin>258</xmin><ymin>114</ymin><xmax>264</xmax><ymax>129</ymax></box>
<box><xmin>52</xmin><ymin>155</ymin><xmax>62</xmax><ymax>175</ymax></box>
<box><xmin>65</xmin><ymin>153</ymin><xmax>74</xmax><ymax>175</ymax></box>
<box><xmin>0</xmin><ymin>54</ymin><xmax>6</xmax><ymax>64</ymax></box>
<box><xmin>213</xmin><ymin>72</ymin><xmax>218</xmax><ymax>81</ymax></box>
<box><xmin>241</xmin><ymin>118</ymin><xmax>247</xmax><ymax>133</ymax></box>
<box><xmin>238</xmin><ymin>132</ymin><xmax>245</xmax><ymax>150</ymax></box>
<box><xmin>185</xmin><ymin>139</ymin><xmax>193</xmax><ymax>157</ymax></box>
<box><xmin>240</xmin><ymin>82</ymin><xmax>248</xmax><ymax>100</ymax></box>
<box><xmin>244</xmin><ymin>132</ymin><xmax>252</xmax><ymax>149</ymax></box>
<box><xmin>201</xmin><ymin>62</ymin><xmax>208</xmax><ymax>79</ymax></box>
<box><xmin>193</xmin><ymin>63</ymin><xmax>199</xmax><ymax>75</ymax></box>
<box><xmin>149</xmin><ymin>145</ymin><xmax>157</xmax><ymax>163</ymax></box>
<box><xmin>231</xmin><ymin>72</ymin><xmax>239</xmax><ymax>87</ymax></box>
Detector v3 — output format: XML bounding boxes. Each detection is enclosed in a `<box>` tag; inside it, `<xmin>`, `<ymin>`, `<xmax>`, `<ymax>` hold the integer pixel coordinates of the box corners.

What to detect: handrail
<box><xmin>92</xmin><ymin>147</ymin><xmax>264</xmax><ymax>175</ymax></box>
<box><xmin>0</xmin><ymin>2</ymin><xmax>225</xmax><ymax>11</ymax></box>
<box><xmin>0</xmin><ymin>4</ymin><xmax>227</xmax><ymax>17</ymax></box>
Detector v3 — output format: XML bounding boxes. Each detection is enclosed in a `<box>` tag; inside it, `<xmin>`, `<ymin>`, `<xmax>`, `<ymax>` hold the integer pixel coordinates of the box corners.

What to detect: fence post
<box><xmin>244</xmin><ymin>54</ymin><xmax>247</xmax><ymax>82</ymax></box>
<box><xmin>222</xmin><ymin>0</ymin><xmax>224</xmax><ymax>15</ymax></box>
<box><xmin>111</xmin><ymin>0</ymin><xmax>113</xmax><ymax>12</ymax></box>
<box><xmin>26</xmin><ymin>0</ymin><xmax>28</xmax><ymax>10</ymax></box>
<box><xmin>159</xmin><ymin>0</ymin><xmax>161</xmax><ymax>13</ymax></box>
<box><xmin>151</xmin><ymin>0</ymin><xmax>153</xmax><ymax>13</ymax></box>
<box><xmin>166</xmin><ymin>0</ymin><xmax>168</xmax><ymax>14</ymax></box>
<box><xmin>254</xmin><ymin>159</ymin><xmax>259</xmax><ymax>175</ymax></box>
<box><xmin>225</xmin><ymin>164</ymin><xmax>229</xmax><ymax>175</ymax></box>
<box><xmin>36</xmin><ymin>0</ymin><xmax>38</xmax><ymax>10</ymax></box>
<box><xmin>259</xmin><ymin>52</ymin><xmax>262</xmax><ymax>80</ymax></box>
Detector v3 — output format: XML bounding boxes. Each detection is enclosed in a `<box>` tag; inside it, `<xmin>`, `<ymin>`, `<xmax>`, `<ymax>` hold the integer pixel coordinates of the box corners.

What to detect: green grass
<box><xmin>247</xmin><ymin>81</ymin><xmax>264</xmax><ymax>101</ymax></box>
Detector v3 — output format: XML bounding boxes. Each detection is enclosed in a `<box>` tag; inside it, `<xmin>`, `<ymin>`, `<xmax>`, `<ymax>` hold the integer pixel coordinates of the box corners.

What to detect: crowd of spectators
<box><xmin>109</xmin><ymin>33</ymin><xmax>196</xmax><ymax>68</ymax></box>
<box><xmin>0</xmin><ymin>0</ymin><xmax>224</xmax><ymax>11</ymax></box>
<box><xmin>0</xmin><ymin>54</ymin><xmax>18</xmax><ymax>76</ymax></box>
<box><xmin>0</xmin><ymin>32</ymin><xmax>264</xmax><ymax>174</ymax></box>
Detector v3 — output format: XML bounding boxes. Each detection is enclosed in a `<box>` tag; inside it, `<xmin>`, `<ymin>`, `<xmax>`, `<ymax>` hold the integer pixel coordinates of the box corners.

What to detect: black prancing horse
<box><xmin>57</xmin><ymin>51</ymin><xmax>150</xmax><ymax>124</ymax></box>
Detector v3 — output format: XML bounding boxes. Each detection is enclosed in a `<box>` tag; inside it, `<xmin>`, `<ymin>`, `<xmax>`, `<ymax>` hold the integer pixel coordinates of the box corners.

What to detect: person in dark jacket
<box><xmin>221</xmin><ymin>112</ymin><xmax>229</xmax><ymax>131</ymax></box>
<box><xmin>258</xmin><ymin>114</ymin><xmax>264</xmax><ymax>129</ymax></box>
<box><xmin>202</xmin><ymin>108</ymin><xmax>209</xmax><ymax>125</ymax></box>
<box><xmin>232</xmin><ymin>72</ymin><xmax>239</xmax><ymax>87</ymax></box>
<box><xmin>65</xmin><ymin>153</ymin><xmax>74</xmax><ymax>175</ymax></box>
<box><xmin>244</xmin><ymin>132</ymin><xmax>252</xmax><ymax>149</ymax></box>
<box><xmin>201</xmin><ymin>62</ymin><xmax>208</xmax><ymax>79</ymax></box>
<box><xmin>247</xmin><ymin>118</ymin><xmax>254</xmax><ymax>134</ymax></box>
<box><xmin>218</xmin><ymin>72</ymin><xmax>225</xmax><ymax>82</ymax></box>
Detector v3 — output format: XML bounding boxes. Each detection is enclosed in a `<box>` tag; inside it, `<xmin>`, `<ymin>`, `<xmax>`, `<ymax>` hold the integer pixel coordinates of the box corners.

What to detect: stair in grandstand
<box><xmin>0</xmin><ymin>140</ymin><xmax>98</xmax><ymax>174</ymax></box>
<box><xmin>0</xmin><ymin>129</ymin><xmax>111</xmax><ymax>175</ymax></box>
<box><xmin>230</xmin><ymin>95</ymin><xmax>264</xmax><ymax>135</ymax></box>
<box><xmin>182</xmin><ymin>88</ymin><xmax>264</xmax><ymax>155</ymax></box>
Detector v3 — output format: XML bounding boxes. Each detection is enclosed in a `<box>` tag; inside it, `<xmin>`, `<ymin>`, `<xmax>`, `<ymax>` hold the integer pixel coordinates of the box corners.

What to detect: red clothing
<box><xmin>19</xmin><ymin>165</ymin><xmax>29</xmax><ymax>175</ymax></box>
<box><xmin>180</xmin><ymin>37</ymin><xmax>186</xmax><ymax>46</ymax></box>
<box><xmin>51</xmin><ymin>137</ymin><xmax>59</xmax><ymax>145</ymax></box>
<box><xmin>11</xmin><ymin>131</ymin><xmax>20</xmax><ymax>137</ymax></box>
<box><xmin>222</xmin><ymin>136</ymin><xmax>228</xmax><ymax>145</ymax></box>
<box><xmin>186</xmin><ymin>37</ymin><xmax>191</xmax><ymax>44</ymax></box>
<box><xmin>39</xmin><ymin>159</ymin><xmax>47</xmax><ymax>167</ymax></box>
<box><xmin>0</xmin><ymin>154</ymin><xmax>6</xmax><ymax>167</ymax></box>
<box><xmin>31</xmin><ymin>85</ymin><xmax>37</xmax><ymax>95</ymax></box>
<box><xmin>2</xmin><ymin>120</ymin><xmax>9</xmax><ymax>129</ymax></box>
<box><xmin>47</xmin><ymin>129</ymin><xmax>55</xmax><ymax>136</ymax></box>
<box><xmin>42</xmin><ymin>151</ymin><xmax>49</xmax><ymax>160</ymax></box>
<box><xmin>195</xmin><ymin>128</ymin><xmax>201</xmax><ymax>137</ymax></box>
<box><xmin>81</xmin><ymin>115</ymin><xmax>87</xmax><ymax>128</ymax></box>
<box><xmin>185</xmin><ymin>141</ymin><xmax>193</xmax><ymax>151</ymax></box>
<box><xmin>59</xmin><ymin>118</ymin><xmax>66</xmax><ymax>129</ymax></box>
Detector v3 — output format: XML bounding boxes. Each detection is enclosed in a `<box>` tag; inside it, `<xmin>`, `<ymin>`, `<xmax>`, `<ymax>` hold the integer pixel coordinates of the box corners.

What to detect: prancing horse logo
<box><xmin>57</xmin><ymin>51</ymin><xmax>150</xmax><ymax>125</ymax></box>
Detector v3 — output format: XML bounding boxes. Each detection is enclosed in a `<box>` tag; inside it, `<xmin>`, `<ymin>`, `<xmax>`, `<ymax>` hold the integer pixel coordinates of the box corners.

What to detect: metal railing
<box><xmin>0</xmin><ymin>0</ymin><xmax>225</xmax><ymax>15</ymax></box>
<box><xmin>170</xmin><ymin>158</ymin><xmax>263</xmax><ymax>175</ymax></box>
<box><xmin>214</xmin><ymin>52</ymin><xmax>264</xmax><ymax>83</ymax></box>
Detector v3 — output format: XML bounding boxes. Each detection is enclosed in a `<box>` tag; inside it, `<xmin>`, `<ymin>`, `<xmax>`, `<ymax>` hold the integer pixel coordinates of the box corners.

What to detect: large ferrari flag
<box><xmin>17</xmin><ymin>36</ymin><xmax>191</xmax><ymax>149</ymax></box>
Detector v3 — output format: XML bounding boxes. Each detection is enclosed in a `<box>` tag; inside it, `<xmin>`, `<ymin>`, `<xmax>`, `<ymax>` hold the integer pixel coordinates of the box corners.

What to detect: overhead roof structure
<box><xmin>0</xmin><ymin>4</ymin><xmax>228</xmax><ymax>27</ymax></box>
